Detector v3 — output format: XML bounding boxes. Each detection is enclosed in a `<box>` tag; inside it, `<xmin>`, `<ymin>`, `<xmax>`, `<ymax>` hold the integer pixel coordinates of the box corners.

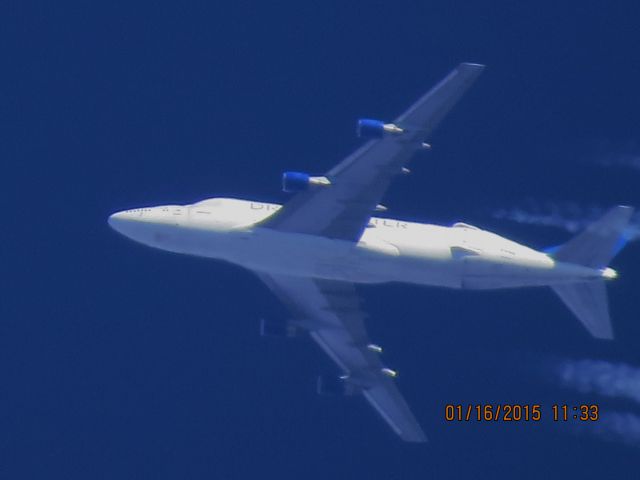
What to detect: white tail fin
<box><xmin>552</xmin><ymin>206</ymin><xmax>634</xmax><ymax>269</ymax></box>
<box><xmin>549</xmin><ymin>205</ymin><xmax>634</xmax><ymax>340</ymax></box>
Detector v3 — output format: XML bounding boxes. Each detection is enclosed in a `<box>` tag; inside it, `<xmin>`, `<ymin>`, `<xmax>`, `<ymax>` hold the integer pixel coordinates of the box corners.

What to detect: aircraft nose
<box><xmin>108</xmin><ymin>211</ymin><xmax>125</xmax><ymax>224</ymax></box>
<box><xmin>108</xmin><ymin>210</ymin><xmax>140</xmax><ymax>235</ymax></box>
<box><xmin>108</xmin><ymin>207</ymin><xmax>178</xmax><ymax>245</ymax></box>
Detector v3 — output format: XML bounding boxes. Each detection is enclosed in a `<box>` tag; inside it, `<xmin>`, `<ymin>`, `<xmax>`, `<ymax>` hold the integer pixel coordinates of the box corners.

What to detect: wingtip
<box><xmin>608</xmin><ymin>205</ymin><xmax>635</xmax><ymax>224</ymax></box>
<box><xmin>593</xmin><ymin>330</ymin><xmax>615</xmax><ymax>341</ymax></box>
<box><xmin>403</xmin><ymin>431</ymin><xmax>428</xmax><ymax>443</ymax></box>
<box><xmin>615</xmin><ymin>205</ymin><xmax>634</xmax><ymax>215</ymax></box>
<box><xmin>460</xmin><ymin>62</ymin><xmax>486</xmax><ymax>70</ymax></box>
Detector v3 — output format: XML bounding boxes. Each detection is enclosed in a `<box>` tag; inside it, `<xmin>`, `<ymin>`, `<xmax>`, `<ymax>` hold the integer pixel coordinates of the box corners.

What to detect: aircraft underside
<box><xmin>108</xmin><ymin>62</ymin><xmax>632</xmax><ymax>441</ymax></box>
<box><xmin>117</xmin><ymin>217</ymin><xmax>602</xmax><ymax>290</ymax></box>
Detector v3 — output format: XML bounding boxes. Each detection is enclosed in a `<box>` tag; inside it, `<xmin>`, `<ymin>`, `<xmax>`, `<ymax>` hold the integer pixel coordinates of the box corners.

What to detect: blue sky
<box><xmin>3</xmin><ymin>1</ymin><xmax>640</xmax><ymax>478</ymax></box>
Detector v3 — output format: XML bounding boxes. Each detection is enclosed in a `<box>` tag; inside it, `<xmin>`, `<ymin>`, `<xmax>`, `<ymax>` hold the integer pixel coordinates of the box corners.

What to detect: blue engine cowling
<box><xmin>357</xmin><ymin>118</ymin><xmax>386</xmax><ymax>138</ymax></box>
<box><xmin>282</xmin><ymin>171</ymin><xmax>310</xmax><ymax>193</ymax></box>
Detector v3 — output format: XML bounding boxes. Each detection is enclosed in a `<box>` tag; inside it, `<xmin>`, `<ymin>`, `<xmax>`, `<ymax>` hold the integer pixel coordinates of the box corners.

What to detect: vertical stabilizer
<box><xmin>552</xmin><ymin>206</ymin><xmax>633</xmax><ymax>269</ymax></box>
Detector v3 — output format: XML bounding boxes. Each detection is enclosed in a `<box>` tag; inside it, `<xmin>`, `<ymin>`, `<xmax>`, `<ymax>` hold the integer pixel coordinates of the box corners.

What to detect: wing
<box><xmin>263</xmin><ymin>62</ymin><xmax>485</xmax><ymax>241</ymax></box>
<box><xmin>257</xmin><ymin>273</ymin><xmax>427</xmax><ymax>442</ymax></box>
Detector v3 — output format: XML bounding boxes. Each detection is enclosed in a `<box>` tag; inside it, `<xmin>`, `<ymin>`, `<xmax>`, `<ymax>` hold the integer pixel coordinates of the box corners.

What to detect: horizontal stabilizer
<box><xmin>552</xmin><ymin>281</ymin><xmax>613</xmax><ymax>339</ymax></box>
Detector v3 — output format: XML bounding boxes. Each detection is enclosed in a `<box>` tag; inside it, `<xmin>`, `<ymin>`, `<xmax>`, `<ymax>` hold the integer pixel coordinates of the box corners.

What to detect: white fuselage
<box><xmin>108</xmin><ymin>197</ymin><xmax>604</xmax><ymax>289</ymax></box>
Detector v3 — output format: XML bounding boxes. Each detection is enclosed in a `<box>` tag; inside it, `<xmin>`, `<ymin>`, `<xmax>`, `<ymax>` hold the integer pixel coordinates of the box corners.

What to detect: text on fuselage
<box><xmin>250</xmin><ymin>203</ymin><xmax>408</xmax><ymax>228</ymax></box>
<box><xmin>369</xmin><ymin>218</ymin><xmax>409</xmax><ymax>229</ymax></box>
<box><xmin>250</xmin><ymin>202</ymin><xmax>282</xmax><ymax>211</ymax></box>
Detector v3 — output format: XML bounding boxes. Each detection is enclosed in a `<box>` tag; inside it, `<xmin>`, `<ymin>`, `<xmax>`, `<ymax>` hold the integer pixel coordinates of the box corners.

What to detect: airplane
<box><xmin>108</xmin><ymin>63</ymin><xmax>634</xmax><ymax>442</ymax></box>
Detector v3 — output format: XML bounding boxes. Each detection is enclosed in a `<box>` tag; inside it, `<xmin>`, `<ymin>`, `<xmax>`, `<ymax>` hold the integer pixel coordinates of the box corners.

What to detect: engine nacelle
<box><xmin>282</xmin><ymin>171</ymin><xmax>331</xmax><ymax>193</ymax></box>
<box><xmin>282</xmin><ymin>171</ymin><xmax>310</xmax><ymax>193</ymax></box>
<box><xmin>259</xmin><ymin>318</ymin><xmax>297</xmax><ymax>338</ymax></box>
<box><xmin>316</xmin><ymin>375</ymin><xmax>357</xmax><ymax>396</ymax></box>
<box><xmin>357</xmin><ymin>118</ymin><xmax>404</xmax><ymax>139</ymax></box>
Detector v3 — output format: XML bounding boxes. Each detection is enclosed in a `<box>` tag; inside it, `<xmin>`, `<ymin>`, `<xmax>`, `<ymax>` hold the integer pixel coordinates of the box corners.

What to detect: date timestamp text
<box><xmin>444</xmin><ymin>404</ymin><xmax>599</xmax><ymax>422</ymax></box>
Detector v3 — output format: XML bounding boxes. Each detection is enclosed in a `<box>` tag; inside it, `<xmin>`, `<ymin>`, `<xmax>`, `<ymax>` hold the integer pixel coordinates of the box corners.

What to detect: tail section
<box><xmin>549</xmin><ymin>205</ymin><xmax>634</xmax><ymax>340</ymax></box>
<box><xmin>552</xmin><ymin>281</ymin><xmax>613</xmax><ymax>339</ymax></box>
<box><xmin>552</xmin><ymin>206</ymin><xmax>634</xmax><ymax>269</ymax></box>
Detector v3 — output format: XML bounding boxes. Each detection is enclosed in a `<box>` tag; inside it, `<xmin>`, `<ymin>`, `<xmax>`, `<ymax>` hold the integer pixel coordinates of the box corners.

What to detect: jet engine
<box><xmin>356</xmin><ymin>118</ymin><xmax>404</xmax><ymax>138</ymax></box>
<box><xmin>282</xmin><ymin>171</ymin><xmax>331</xmax><ymax>193</ymax></box>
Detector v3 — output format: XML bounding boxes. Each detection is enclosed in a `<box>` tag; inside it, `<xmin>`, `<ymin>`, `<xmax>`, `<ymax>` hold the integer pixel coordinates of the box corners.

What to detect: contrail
<box><xmin>575</xmin><ymin>411</ymin><xmax>640</xmax><ymax>447</ymax></box>
<box><xmin>492</xmin><ymin>202</ymin><xmax>640</xmax><ymax>241</ymax></box>
<box><xmin>555</xmin><ymin>359</ymin><xmax>640</xmax><ymax>404</ymax></box>
<box><xmin>550</xmin><ymin>358</ymin><xmax>640</xmax><ymax>447</ymax></box>
<box><xmin>579</xmin><ymin>140</ymin><xmax>640</xmax><ymax>172</ymax></box>
<box><xmin>593</xmin><ymin>152</ymin><xmax>640</xmax><ymax>172</ymax></box>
